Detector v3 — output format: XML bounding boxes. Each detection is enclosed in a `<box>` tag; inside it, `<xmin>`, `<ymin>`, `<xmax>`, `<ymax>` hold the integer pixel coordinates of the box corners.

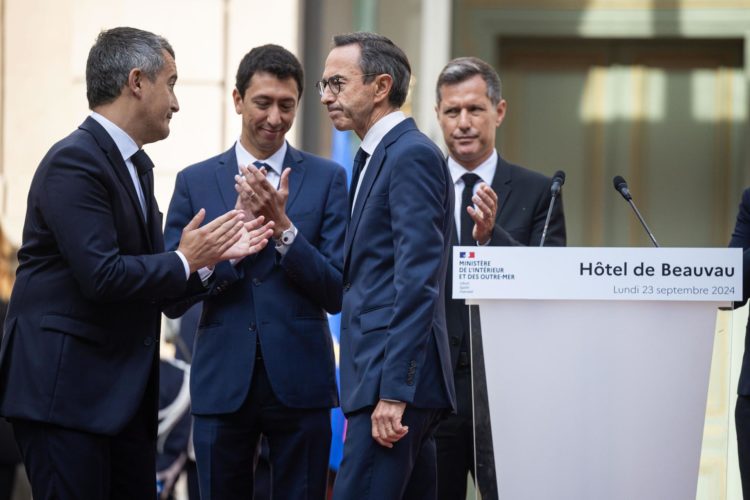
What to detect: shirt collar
<box><xmin>90</xmin><ymin>112</ymin><xmax>139</xmax><ymax>162</ymax></box>
<box><xmin>360</xmin><ymin>111</ymin><xmax>407</xmax><ymax>156</ymax></box>
<box><xmin>235</xmin><ymin>140</ymin><xmax>288</xmax><ymax>176</ymax></box>
<box><xmin>448</xmin><ymin>149</ymin><xmax>498</xmax><ymax>186</ymax></box>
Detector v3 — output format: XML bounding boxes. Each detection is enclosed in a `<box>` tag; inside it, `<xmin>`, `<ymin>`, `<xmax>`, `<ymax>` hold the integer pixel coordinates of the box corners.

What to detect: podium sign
<box><xmin>453</xmin><ymin>247</ymin><xmax>741</xmax><ymax>301</ymax></box>
<box><xmin>452</xmin><ymin>247</ymin><xmax>741</xmax><ymax>500</ymax></box>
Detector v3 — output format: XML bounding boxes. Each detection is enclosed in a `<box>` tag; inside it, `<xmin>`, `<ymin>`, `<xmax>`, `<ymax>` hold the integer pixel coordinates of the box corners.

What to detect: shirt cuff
<box><xmin>197</xmin><ymin>266</ymin><xmax>214</xmax><ymax>284</ymax></box>
<box><xmin>175</xmin><ymin>250</ymin><xmax>190</xmax><ymax>280</ymax></box>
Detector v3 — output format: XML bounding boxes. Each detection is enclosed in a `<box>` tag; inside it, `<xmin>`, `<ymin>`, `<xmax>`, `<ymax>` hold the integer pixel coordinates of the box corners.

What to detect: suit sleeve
<box><xmin>729</xmin><ymin>188</ymin><xmax>750</xmax><ymax>305</ymax></box>
<box><xmin>39</xmin><ymin>145</ymin><xmax>187</xmax><ymax>303</ymax></box>
<box><xmin>162</xmin><ymin>170</ymin><xmax>227</xmax><ymax>318</ymax></box>
<box><xmin>277</xmin><ymin>165</ymin><xmax>347</xmax><ymax>314</ymax></box>
<box><xmin>489</xmin><ymin>183</ymin><xmax>566</xmax><ymax>247</ymax></box>
<box><xmin>379</xmin><ymin>142</ymin><xmax>451</xmax><ymax>403</ymax></box>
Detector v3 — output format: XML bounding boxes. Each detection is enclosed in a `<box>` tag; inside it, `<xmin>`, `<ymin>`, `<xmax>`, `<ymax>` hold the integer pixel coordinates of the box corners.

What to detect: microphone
<box><xmin>550</xmin><ymin>170</ymin><xmax>565</xmax><ymax>196</ymax></box>
<box><xmin>612</xmin><ymin>175</ymin><xmax>659</xmax><ymax>247</ymax></box>
<box><xmin>613</xmin><ymin>175</ymin><xmax>632</xmax><ymax>201</ymax></box>
<box><xmin>540</xmin><ymin>170</ymin><xmax>566</xmax><ymax>247</ymax></box>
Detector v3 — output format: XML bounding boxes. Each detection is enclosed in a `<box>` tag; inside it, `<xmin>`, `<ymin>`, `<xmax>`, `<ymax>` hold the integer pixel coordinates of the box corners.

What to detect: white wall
<box><xmin>0</xmin><ymin>0</ymin><xmax>300</xmax><ymax>244</ymax></box>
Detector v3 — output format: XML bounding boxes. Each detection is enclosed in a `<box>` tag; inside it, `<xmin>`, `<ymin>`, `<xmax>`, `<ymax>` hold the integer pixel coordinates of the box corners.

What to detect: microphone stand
<box><xmin>539</xmin><ymin>193</ymin><xmax>558</xmax><ymax>247</ymax></box>
<box><xmin>625</xmin><ymin>198</ymin><xmax>660</xmax><ymax>247</ymax></box>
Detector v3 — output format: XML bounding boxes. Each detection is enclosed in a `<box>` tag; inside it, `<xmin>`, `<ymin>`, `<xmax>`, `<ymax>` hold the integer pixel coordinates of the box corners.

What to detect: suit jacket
<box><xmin>0</xmin><ymin>117</ymin><xmax>193</xmax><ymax>436</ymax></box>
<box><xmin>339</xmin><ymin>118</ymin><xmax>456</xmax><ymax>414</ymax></box>
<box><xmin>730</xmin><ymin>188</ymin><xmax>750</xmax><ymax>395</ymax></box>
<box><xmin>163</xmin><ymin>144</ymin><xmax>347</xmax><ymax>414</ymax></box>
<box><xmin>445</xmin><ymin>155</ymin><xmax>567</xmax><ymax>371</ymax></box>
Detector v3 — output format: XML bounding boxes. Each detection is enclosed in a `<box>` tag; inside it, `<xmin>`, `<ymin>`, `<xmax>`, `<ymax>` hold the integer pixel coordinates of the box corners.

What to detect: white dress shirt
<box><xmin>351</xmin><ymin>111</ymin><xmax>407</xmax><ymax>212</ymax></box>
<box><xmin>90</xmin><ymin>112</ymin><xmax>191</xmax><ymax>278</ymax></box>
<box><xmin>448</xmin><ymin>149</ymin><xmax>498</xmax><ymax>242</ymax></box>
<box><xmin>235</xmin><ymin>139</ymin><xmax>287</xmax><ymax>189</ymax></box>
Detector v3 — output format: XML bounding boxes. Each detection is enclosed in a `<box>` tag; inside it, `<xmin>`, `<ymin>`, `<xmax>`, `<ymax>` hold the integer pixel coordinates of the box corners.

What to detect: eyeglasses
<box><xmin>316</xmin><ymin>73</ymin><xmax>380</xmax><ymax>97</ymax></box>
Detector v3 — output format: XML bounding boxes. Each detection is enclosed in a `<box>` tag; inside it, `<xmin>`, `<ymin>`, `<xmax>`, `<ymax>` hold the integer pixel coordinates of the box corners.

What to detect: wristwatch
<box><xmin>277</xmin><ymin>224</ymin><xmax>298</xmax><ymax>247</ymax></box>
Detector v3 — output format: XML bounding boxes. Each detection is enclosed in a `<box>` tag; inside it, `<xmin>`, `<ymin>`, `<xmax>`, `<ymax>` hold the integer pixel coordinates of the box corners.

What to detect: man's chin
<box><xmin>331</xmin><ymin>119</ymin><xmax>352</xmax><ymax>132</ymax></box>
<box><xmin>452</xmin><ymin>148</ymin><xmax>480</xmax><ymax>163</ymax></box>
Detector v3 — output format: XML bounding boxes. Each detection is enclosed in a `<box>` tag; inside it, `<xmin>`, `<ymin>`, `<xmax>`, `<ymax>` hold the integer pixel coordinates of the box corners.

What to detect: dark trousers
<box><xmin>12</xmin><ymin>392</ymin><xmax>156</xmax><ymax>500</ymax></box>
<box><xmin>192</xmin><ymin>357</ymin><xmax>331</xmax><ymax>500</ymax></box>
<box><xmin>435</xmin><ymin>368</ymin><xmax>473</xmax><ymax>500</ymax></box>
<box><xmin>737</xmin><ymin>394</ymin><xmax>750</xmax><ymax>498</ymax></box>
<box><xmin>332</xmin><ymin>405</ymin><xmax>442</xmax><ymax>500</ymax></box>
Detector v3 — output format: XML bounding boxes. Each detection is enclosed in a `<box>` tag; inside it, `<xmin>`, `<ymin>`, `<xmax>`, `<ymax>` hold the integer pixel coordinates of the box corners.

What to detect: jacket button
<box><xmin>253</xmin><ymin>278</ymin><xmax>261</xmax><ymax>286</ymax></box>
<box><xmin>450</xmin><ymin>336</ymin><xmax>459</xmax><ymax>346</ymax></box>
<box><xmin>249</xmin><ymin>322</ymin><xmax>257</xmax><ymax>331</ymax></box>
<box><xmin>343</xmin><ymin>283</ymin><xmax>351</xmax><ymax>291</ymax></box>
<box><xmin>143</xmin><ymin>337</ymin><xmax>153</xmax><ymax>346</ymax></box>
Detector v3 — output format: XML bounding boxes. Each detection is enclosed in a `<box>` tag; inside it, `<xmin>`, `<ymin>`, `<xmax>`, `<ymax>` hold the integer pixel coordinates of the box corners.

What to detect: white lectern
<box><xmin>453</xmin><ymin>247</ymin><xmax>742</xmax><ymax>500</ymax></box>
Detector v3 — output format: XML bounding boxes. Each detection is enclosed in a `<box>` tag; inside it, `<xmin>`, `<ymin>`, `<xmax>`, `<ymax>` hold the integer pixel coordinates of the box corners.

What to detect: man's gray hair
<box><xmin>333</xmin><ymin>32</ymin><xmax>411</xmax><ymax>108</ymax></box>
<box><xmin>436</xmin><ymin>57</ymin><xmax>502</xmax><ymax>106</ymax></box>
<box><xmin>86</xmin><ymin>27</ymin><xmax>174</xmax><ymax>109</ymax></box>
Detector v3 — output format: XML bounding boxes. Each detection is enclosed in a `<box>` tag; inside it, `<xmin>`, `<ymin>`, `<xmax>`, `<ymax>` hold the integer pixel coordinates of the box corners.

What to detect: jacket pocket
<box><xmin>360</xmin><ymin>304</ymin><xmax>392</xmax><ymax>334</ymax></box>
<box><xmin>40</xmin><ymin>314</ymin><xmax>107</xmax><ymax>346</ymax></box>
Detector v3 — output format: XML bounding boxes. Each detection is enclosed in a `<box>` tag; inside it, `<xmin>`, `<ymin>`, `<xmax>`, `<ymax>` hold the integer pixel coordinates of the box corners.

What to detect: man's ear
<box><xmin>127</xmin><ymin>68</ymin><xmax>143</xmax><ymax>97</ymax></box>
<box><xmin>232</xmin><ymin>88</ymin><xmax>244</xmax><ymax>114</ymax></box>
<box><xmin>496</xmin><ymin>99</ymin><xmax>507</xmax><ymax>127</ymax></box>
<box><xmin>372</xmin><ymin>74</ymin><xmax>393</xmax><ymax>105</ymax></box>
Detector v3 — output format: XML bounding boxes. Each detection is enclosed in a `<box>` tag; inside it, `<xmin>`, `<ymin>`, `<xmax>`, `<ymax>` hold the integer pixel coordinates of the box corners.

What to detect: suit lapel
<box><xmin>492</xmin><ymin>155</ymin><xmax>513</xmax><ymax>221</ymax></box>
<box><xmin>282</xmin><ymin>145</ymin><xmax>306</xmax><ymax>213</ymax></box>
<box><xmin>214</xmin><ymin>147</ymin><xmax>269</xmax><ymax>266</ymax></box>
<box><xmin>344</xmin><ymin>118</ymin><xmax>417</xmax><ymax>264</ymax></box>
<box><xmin>218</xmin><ymin>143</ymin><xmax>306</xmax><ymax>212</ymax></box>
<box><xmin>344</xmin><ymin>146</ymin><xmax>383</xmax><ymax>256</ymax></box>
<box><xmin>215</xmin><ymin>148</ymin><xmax>240</xmax><ymax>211</ymax></box>
<box><xmin>217</xmin><ymin>144</ymin><xmax>307</xmax><ymax>271</ymax></box>
<box><xmin>80</xmin><ymin>117</ymin><xmax>153</xmax><ymax>249</ymax></box>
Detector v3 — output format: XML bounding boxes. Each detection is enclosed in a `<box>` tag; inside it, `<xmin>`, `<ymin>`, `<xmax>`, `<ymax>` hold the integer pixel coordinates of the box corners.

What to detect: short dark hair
<box><xmin>235</xmin><ymin>44</ymin><xmax>304</xmax><ymax>98</ymax></box>
<box><xmin>436</xmin><ymin>57</ymin><xmax>502</xmax><ymax>106</ymax></box>
<box><xmin>332</xmin><ymin>32</ymin><xmax>411</xmax><ymax>108</ymax></box>
<box><xmin>86</xmin><ymin>27</ymin><xmax>174</xmax><ymax>109</ymax></box>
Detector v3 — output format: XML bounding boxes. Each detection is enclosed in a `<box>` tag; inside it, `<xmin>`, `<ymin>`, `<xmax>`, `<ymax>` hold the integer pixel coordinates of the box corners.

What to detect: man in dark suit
<box><xmin>319</xmin><ymin>32</ymin><xmax>456</xmax><ymax>499</ymax></box>
<box><xmin>166</xmin><ymin>44</ymin><xmax>347</xmax><ymax>499</ymax></box>
<box><xmin>730</xmin><ymin>188</ymin><xmax>750</xmax><ymax>498</ymax></box>
<box><xmin>433</xmin><ymin>56</ymin><xmax>566</xmax><ymax>499</ymax></box>
<box><xmin>0</xmin><ymin>27</ymin><xmax>270</xmax><ymax>500</ymax></box>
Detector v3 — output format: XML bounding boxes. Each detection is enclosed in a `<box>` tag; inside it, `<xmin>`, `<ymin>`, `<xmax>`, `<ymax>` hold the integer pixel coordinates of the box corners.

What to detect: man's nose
<box><xmin>320</xmin><ymin>86</ymin><xmax>335</xmax><ymax>105</ymax></box>
<box><xmin>458</xmin><ymin>109</ymin><xmax>470</xmax><ymax>128</ymax></box>
<box><xmin>267</xmin><ymin>105</ymin><xmax>281</xmax><ymax>125</ymax></box>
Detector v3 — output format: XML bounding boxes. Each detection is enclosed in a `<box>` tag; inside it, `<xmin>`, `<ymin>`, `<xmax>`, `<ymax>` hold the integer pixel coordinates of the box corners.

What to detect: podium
<box><xmin>453</xmin><ymin>247</ymin><xmax>742</xmax><ymax>500</ymax></box>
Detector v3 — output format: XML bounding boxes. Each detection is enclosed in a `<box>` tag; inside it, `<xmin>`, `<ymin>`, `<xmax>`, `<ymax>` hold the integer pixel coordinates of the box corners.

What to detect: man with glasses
<box><xmin>165</xmin><ymin>44</ymin><xmax>348</xmax><ymax>499</ymax></box>
<box><xmin>319</xmin><ymin>32</ymin><xmax>456</xmax><ymax>499</ymax></box>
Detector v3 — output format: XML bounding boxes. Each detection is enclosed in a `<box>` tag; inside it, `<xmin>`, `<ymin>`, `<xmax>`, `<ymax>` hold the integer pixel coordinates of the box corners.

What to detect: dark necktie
<box><xmin>253</xmin><ymin>160</ymin><xmax>271</xmax><ymax>174</ymax></box>
<box><xmin>349</xmin><ymin>147</ymin><xmax>369</xmax><ymax>211</ymax></box>
<box><xmin>460</xmin><ymin>173</ymin><xmax>481</xmax><ymax>246</ymax></box>
<box><xmin>253</xmin><ymin>161</ymin><xmax>281</xmax><ymax>188</ymax></box>
<box><xmin>130</xmin><ymin>149</ymin><xmax>154</xmax><ymax>219</ymax></box>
